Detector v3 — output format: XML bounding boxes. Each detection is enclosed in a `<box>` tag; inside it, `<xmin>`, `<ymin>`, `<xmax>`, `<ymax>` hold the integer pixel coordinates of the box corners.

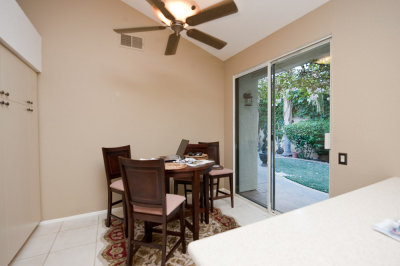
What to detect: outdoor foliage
<box><xmin>260</xmin><ymin>123</ymin><xmax>268</xmax><ymax>153</ymax></box>
<box><xmin>257</xmin><ymin>78</ymin><xmax>269</xmax><ymax>130</ymax></box>
<box><xmin>284</xmin><ymin>120</ymin><xmax>329</xmax><ymax>159</ymax></box>
<box><xmin>257</xmin><ymin>61</ymin><xmax>330</xmax><ymax>158</ymax></box>
<box><xmin>274</xmin><ymin>62</ymin><xmax>330</xmax><ymax>120</ymax></box>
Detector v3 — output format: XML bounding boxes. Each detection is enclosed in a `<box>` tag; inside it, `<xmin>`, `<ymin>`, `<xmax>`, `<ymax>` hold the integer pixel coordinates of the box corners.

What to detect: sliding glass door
<box><xmin>235</xmin><ymin>66</ymin><xmax>268</xmax><ymax>207</ymax></box>
<box><xmin>271</xmin><ymin>42</ymin><xmax>331</xmax><ymax>212</ymax></box>
<box><xmin>235</xmin><ymin>40</ymin><xmax>331</xmax><ymax>213</ymax></box>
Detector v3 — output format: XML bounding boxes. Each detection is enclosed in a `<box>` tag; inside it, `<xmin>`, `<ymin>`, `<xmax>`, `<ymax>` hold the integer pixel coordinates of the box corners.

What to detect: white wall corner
<box><xmin>0</xmin><ymin>0</ymin><xmax>42</xmax><ymax>72</ymax></box>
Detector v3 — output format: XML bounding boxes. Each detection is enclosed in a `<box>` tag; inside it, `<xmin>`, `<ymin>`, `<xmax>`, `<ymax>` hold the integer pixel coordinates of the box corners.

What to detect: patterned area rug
<box><xmin>101</xmin><ymin>208</ymin><xmax>239</xmax><ymax>265</ymax></box>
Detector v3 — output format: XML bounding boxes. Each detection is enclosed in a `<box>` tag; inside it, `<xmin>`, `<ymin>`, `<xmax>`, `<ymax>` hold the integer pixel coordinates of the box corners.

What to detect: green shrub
<box><xmin>260</xmin><ymin>123</ymin><xmax>268</xmax><ymax>153</ymax></box>
<box><xmin>284</xmin><ymin>120</ymin><xmax>329</xmax><ymax>159</ymax></box>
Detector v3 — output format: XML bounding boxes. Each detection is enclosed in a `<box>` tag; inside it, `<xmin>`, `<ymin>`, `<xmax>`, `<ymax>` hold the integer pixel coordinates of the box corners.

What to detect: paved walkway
<box><xmin>240</xmin><ymin>158</ymin><xmax>329</xmax><ymax>213</ymax></box>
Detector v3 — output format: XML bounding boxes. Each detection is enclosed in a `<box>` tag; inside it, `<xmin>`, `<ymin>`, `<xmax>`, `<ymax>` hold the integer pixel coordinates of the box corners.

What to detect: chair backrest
<box><xmin>184</xmin><ymin>143</ymin><xmax>209</xmax><ymax>157</ymax></box>
<box><xmin>119</xmin><ymin>158</ymin><xmax>166</xmax><ymax>212</ymax></box>
<box><xmin>102</xmin><ymin>145</ymin><xmax>131</xmax><ymax>183</ymax></box>
<box><xmin>198</xmin><ymin>142</ymin><xmax>220</xmax><ymax>165</ymax></box>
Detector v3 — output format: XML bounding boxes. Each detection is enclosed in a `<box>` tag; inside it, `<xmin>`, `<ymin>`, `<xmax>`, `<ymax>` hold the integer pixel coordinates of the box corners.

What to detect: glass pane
<box><xmin>272</xmin><ymin>43</ymin><xmax>330</xmax><ymax>212</ymax></box>
<box><xmin>235</xmin><ymin>66</ymin><xmax>268</xmax><ymax>207</ymax></box>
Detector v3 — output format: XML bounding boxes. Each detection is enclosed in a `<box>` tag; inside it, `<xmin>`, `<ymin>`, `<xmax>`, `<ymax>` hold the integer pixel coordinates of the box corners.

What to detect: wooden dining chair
<box><xmin>173</xmin><ymin>143</ymin><xmax>209</xmax><ymax>222</ymax></box>
<box><xmin>101</xmin><ymin>145</ymin><xmax>130</xmax><ymax>236</ymax></box>
<box><xmin>173</xmin><ymin>143</ymin><xmax>208</xmax><ymax>200</ymax></box>
<box><xmin>199</xmin><ymin>141</ymin><xmax>234</xmax><ymax>211</ymax></box>
<box><xmin>119</xmin><ymin>158</ymin><xmax>186</xmax><ymax>266</ymax></box>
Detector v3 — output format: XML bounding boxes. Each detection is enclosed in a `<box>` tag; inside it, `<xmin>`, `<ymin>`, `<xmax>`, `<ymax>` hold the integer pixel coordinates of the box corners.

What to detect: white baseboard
<box><xmin>40</xmin><ymin>207</ymin><xmax>123</xmax><ymax>225</ymax></box>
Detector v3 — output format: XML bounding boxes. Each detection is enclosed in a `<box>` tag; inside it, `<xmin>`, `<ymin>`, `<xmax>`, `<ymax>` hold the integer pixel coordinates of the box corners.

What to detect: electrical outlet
<box><xmin>338</xmin><ymin>153</ymin><xmax>347</xmax><ymax>165</ymax></box>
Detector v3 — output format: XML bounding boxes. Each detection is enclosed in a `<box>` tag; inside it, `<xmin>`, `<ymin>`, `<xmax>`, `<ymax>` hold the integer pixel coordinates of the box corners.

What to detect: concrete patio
<box><xmin>239</xmin><ymin>158</ymin><xmax>329</xmax><ymax>213</ymax></box>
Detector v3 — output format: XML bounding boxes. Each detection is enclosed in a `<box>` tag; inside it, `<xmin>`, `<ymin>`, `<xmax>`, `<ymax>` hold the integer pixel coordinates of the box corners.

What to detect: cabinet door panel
<box><xmin>0</xmin><ymin>45</ymin><xmax>31</xmax><ymax>104</ymax></box>
<box><xmin>26</xmin><ymin>73</ymin><xmax>41</xmax><ymax>231</ymax></box>
<box><xmin>3</xmin><ymin>102</ymin><xmax>32</xmax><ymax>262</ymax></box>
<box><xmin>0</xmin><ymin>104</ymin><xmax>9</xmax><ymax>266</ymax></box>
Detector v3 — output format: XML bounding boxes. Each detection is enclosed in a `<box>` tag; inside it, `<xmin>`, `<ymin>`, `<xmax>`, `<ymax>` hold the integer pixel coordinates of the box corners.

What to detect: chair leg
<box><xmin>122</xmin><ymin>196</ymin><xmax>128</xmax><ymax>238</ymax></box>
<box><xmin>106</xmin><ymin>190</ymin><xmax>112</xmax><ymax>227</ymax></box>
<box><xmin>209</xmin><ymin>176</ymin><xmax>214</xmax><ymax>212</ymax></box>
<box><xmin>229</xmin><ymin>174</ymin><xmax>234</xmax><ymax>208</ymax></box>
<box><xmin>216</xmin><ymin>178</ymin><xmax>220</xmax><ymax>197</ymax></box>
<box><xmin>203</xmin><ymin>177</ymin><xmax>209</xmax><ymax>224</ymax></box>
<box><xmin>180</xmin><ymin>205</ymin><xmax>186</xmax><ymax>253</ymax></box>
<box><xmin>161</xmin><ymin>222</ymin><xmax>167</xmax><ymax>266</ymax></box>
<box><xmin>184</xmin><ymin>184</ymin><xmax>188</xmax><ymax>205</ymax></box>
<box><xmin>144</xmin><ymin>221</ymin><xmax>152</xmax><ymax>243</ymax></box>
<box><xmin>200</xmin><ymin>183</ymin><xmax>204</xmax><ymax>223</ymax></box>
<box><xmin>126</xmin><ymin>218</ymin><xmax>134</xmax><ymax>266</ymax></box>
<box><xmin>174</xmin><ymin>181</ymin><xmax>178</xmax><ymax>195</ymax></box>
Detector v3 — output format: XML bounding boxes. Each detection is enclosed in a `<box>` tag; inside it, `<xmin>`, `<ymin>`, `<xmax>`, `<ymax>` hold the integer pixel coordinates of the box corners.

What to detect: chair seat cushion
<box><xmin>110</xmin><ymin>179</ymin><xmax>124</xmax><ymax>191</ymax></box>
<box><xmin>209</xmin><ymin>168</ymin><xmax>233</xmax><ymax>176</ymax></box>
<box><xmin>133</xmin><ymin>194</ymin><xmax>185</xmax><ymax>216</ymax></box>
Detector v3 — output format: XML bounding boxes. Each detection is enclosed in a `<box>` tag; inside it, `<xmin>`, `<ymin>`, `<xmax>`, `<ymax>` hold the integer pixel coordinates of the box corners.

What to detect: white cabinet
<box><xmin>0</xmin><ymin>44</ymin><xmax>40</xmax><ymax>265</ymax></box>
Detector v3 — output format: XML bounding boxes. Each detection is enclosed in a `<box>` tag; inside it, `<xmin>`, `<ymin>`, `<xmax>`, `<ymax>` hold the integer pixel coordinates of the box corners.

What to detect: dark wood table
<box><xmin>165</xmin><ymin>161</ymin><xmax>214</xmax><ymax>240</ymax></box>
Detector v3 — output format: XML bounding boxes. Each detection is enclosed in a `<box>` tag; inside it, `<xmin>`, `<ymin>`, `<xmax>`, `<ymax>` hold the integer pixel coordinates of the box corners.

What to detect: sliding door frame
<box><xmin>233</xmin><ymin>62</ymin><xmax>269</xmax><ymax>206</ymax></box>
<box><xmin>233</xmin><ymin>35</ymin><xmax>332</xmax><ymax>213</ymax></box>
<box><xmin>268</xmin><ymin>62</ymin><xmax>274</xmax><ymax>212</ymax></box>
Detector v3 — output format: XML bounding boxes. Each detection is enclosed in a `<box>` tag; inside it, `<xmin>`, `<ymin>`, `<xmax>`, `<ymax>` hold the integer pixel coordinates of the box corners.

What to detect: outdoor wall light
<box><xmin>243</xmin><ymin>92</ymin><xmax>253</xmax><ymax>106</ymax></box>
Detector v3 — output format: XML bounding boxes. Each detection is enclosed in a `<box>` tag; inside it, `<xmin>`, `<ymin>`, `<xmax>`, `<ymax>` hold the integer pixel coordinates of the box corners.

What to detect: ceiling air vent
<box><xmin>120</xmin><ymin>34</ymin><xmax>143</xmax><ymax>50</ymax></box>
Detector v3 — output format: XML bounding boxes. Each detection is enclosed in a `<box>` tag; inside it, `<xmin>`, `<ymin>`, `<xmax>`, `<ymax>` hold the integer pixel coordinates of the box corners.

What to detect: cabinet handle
<box><xmin>0</xmin><ymin>91</ymin><xmax>10</xmax><ymax>96</ymax></box>
<box><xmin>0</xmin><ymin>100</ymin><xmax>4</xmax><ymax>105</ymax></box>
<box><xmin>5</xmin><ymin>102</ymin><xmax>9</xmax><ymax>106</ymax></box>
<box><xmin>26</xmin><ymin>108</ymin><xmax>34</xmax><ymax>112</ymax></box>
<box><xmin>5</xmin><ymin>92</ymin><xmax>9</xmax><ymax>96</ymax></box>
<box><xmin>26</xmin><ymin>100</ymin><xmax>33</xmax><ymax>104</ymax></box>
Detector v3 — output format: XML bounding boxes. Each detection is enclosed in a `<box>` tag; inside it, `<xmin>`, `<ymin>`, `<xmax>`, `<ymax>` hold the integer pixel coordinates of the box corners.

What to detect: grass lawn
<box><xmin>275</xmin><ymin>157</ymin><xmax>329</xmax><ymax>193</ymax></box>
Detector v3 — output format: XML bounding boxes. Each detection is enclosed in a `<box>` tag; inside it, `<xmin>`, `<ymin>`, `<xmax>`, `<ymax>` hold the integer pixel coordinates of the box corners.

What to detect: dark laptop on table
<box><xmin>160</xmin><ymin>139</ymin><xmax>189</xmax><ymax>162</ymax></box>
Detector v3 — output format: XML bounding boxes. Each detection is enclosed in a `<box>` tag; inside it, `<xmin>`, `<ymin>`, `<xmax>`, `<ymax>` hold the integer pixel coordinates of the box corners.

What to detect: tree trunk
<box><xmin>282</xmin><ymin>97</ymin><xmax>293</xmax><ymax>156</ymax></box>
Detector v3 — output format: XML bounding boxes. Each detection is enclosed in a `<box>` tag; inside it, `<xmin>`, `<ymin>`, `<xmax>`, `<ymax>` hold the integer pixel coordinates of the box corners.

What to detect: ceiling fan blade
<box><xmin>186</xmin><ymin>29</ymin><xmax>227</xmax><ymax>49</ymax></box>
<box><xmin>113</xmin><ymin>26</ymin><xmax>167</xmax><ymax>34</ymax></box>
<box><xmin>165</xmin><ymin>33</ymin><xmax>180</xmax><ymax>55</ymax></box>
<box><xmin>186</xmin><ymin>0</ymin><xmax>238</xmax><ymax>26</ymax></box>
<box><xmin>146</xmin><ymin>0</ymin><xmax>175</xmax><ymax>21</ymax></box>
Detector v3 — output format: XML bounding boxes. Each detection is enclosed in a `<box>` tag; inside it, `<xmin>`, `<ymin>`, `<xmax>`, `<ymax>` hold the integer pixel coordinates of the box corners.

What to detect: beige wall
<box><xmin>18</xmin><ymin>0</ymin><xmax>224</xmax><ymax>220</ymax></box>
<box><xmin>224</xmin><ymin>0</ymin><xmax>400</xmax><ymax>196</ymax></box>
<box><xmin>18</xmin><ymin>0</ymin><xmax>400</xmax><ymax>219</ymax></box>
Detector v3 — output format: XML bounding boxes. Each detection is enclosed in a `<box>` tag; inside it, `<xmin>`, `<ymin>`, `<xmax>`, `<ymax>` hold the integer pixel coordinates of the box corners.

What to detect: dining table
<box><xmin>165</xmin><ymin>161</ymin><xmax>214</xmax><ymax>240</ymax></box>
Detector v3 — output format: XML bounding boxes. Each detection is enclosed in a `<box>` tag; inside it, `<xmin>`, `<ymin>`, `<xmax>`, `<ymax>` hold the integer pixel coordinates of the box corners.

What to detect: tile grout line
<box><xmin>94</xmin><ymin>214</ymin><xmax>100</xmax><ymax>266</ymax></box>
<box><xmin>46</xmin><ymin>223</ymin><xmax>99</xmax><ymax>255</ymax></box>
<box><xmin>42</xmin><ymin>221</ymin><xmax>64</xmax><ymax>265</ymax></box>
<box><xmin>59</xmin><ymin>222</ymin><xmax>99</xmax><ymax>232</ymax></box>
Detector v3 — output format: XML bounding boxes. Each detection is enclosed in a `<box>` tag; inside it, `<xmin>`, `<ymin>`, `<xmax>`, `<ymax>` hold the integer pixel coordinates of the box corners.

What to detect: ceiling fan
<box><xmin>114</xmin><ymin>0</ymin><xmax>238</xmax><ymax>55</ymax></box>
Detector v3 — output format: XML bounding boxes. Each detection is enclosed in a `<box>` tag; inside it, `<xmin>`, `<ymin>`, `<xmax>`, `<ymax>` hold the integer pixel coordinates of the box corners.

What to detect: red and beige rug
<box><xmin>101</xmin><ymin>208</ymin><xmax>239</xmax><ymax>265</ymax></box>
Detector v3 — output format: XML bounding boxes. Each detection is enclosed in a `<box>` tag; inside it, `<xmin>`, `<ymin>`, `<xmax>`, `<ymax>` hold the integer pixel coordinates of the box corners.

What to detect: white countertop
<box><xmin>188</xmin><ymin>177</ymin><xmax>400</xmax><ymax>266</ymax></box>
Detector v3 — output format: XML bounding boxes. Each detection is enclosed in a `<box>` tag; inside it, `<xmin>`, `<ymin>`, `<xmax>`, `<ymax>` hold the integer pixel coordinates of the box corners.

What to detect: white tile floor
<box><xmin>11</xmin><ymin>195</ymin><xmax>274</xmax><ymax>266</ymax></box>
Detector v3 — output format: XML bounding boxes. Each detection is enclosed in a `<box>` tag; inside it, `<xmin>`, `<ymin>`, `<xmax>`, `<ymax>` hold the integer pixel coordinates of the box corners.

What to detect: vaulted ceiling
<box><xmin>122</xmin><ymin>0</ymin><xmax>329</xmax><ymax>61</ymax></box>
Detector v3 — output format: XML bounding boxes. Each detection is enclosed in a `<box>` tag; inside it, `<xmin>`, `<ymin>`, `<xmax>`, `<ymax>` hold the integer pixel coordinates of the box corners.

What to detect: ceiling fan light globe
<box><xmin>153</xmin><ymin>0</ymin><xmax>199</xmax><ymax>24</ymax></box>
<box><xmin>153</xmin><ymin>9</ymin><xmax>172</xmax><ymax>25</ymax></box>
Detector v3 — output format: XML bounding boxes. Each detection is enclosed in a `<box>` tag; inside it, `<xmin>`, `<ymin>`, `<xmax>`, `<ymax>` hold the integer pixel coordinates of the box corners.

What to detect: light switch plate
<box><xmin>338</xmin><ymin>153</ymin><xmax>347</xmax><ymax>165</ymax></box>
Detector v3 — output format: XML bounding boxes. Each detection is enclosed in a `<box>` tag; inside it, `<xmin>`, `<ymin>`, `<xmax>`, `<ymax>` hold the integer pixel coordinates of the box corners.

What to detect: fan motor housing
<box><xmin>171</xmin><ymin>21</ymin><xmax>184</xmax><ymax>35</ymax></box>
